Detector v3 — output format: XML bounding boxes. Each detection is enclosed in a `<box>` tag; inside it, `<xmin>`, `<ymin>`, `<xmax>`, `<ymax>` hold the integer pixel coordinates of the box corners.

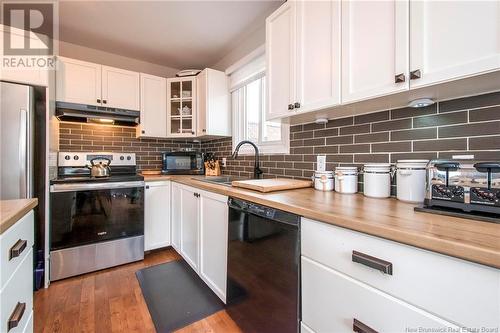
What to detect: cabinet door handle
<box><xmin>145</xmin><ymin>185</ymin><xmax>150</xmax><ymax>189</ymax></box>
<box><xmin>97</xmin><ymin>98</ymin><xmax>101</xmax><ymax>103</ymax></box>
<box><xmin>202</xmin><ymin>129</ymin><xmax>206</xmax><ymax>132</ymax></box>
<box><xmin>394</xmin><ymin>73</ymin><xmax>406</xmax><ymax>83</ymax></box>
<box><xmin>8</xmin><ymin>302</ymin><xmax>26</xmax><ymax>331</ymax></box>
<box><xmin>352</xmin><ymin>250</ymin><xmax>393</xmax><ymax>275</ymax></box>
<box><xmin>410</xmin><ymin>69</ymin><xmax>421</xmax><ymax>80</ymax></box>
<box><xmin>288</xmin><ymin>104</ymin><xmax>295</xmax><ymax>110</ymax></box>
<box><xmin>9</xmin><ymin>239</ymin><xmax>27</xmax><ymax>260</ymax></box>
<box><xmin>294</xmin><ymin>102</ymin><xmax>301</xmax><ymax>109</ymax></box>
<box><xmin>353</xmin><ymin>318</ymin><xmax>378</xmax><ymax>333</ymax></box>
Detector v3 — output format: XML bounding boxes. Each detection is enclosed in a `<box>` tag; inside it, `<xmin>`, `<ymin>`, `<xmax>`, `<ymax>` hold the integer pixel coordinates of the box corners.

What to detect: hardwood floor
<box><xmin>34</xmin><ymin>248</ymin><xmax>242</xmax><ymax>333</ymax></box>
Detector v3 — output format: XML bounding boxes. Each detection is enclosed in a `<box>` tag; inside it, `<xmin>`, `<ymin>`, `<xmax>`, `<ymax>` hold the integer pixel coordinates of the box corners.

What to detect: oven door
<box><xmin>50</xmin><ymin>181</ymin><xmax>144</xmax><ymax>250</ymax></box>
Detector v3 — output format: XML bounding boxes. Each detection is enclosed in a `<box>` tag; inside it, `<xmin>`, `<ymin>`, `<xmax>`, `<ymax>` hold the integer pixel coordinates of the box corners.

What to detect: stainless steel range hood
<box><xmin>55</xmin><ymin>101</ymin><xmax>140</xmax><ymax>126</ymax></box>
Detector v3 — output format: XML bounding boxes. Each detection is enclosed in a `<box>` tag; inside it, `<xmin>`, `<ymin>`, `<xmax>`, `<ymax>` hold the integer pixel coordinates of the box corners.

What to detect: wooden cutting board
<box><xmin>231</xmin><ymin>178</ymin><xmax>312</xmax><ymax>193</ymax></box>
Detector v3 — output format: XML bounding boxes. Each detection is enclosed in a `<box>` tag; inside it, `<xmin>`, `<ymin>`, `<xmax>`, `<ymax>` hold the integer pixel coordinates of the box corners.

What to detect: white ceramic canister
<box><xmin>363</xmin><ymin>163</ymin><xmax>393</xmax><ymax>198</ymax></box>
<box><xmin>314</xmin><ymin>171</ymin><xmax>334</xmax><ymax>191</ymax></box>
<box><xmin>396</xmin><ymin>160</ymin><xmax>429</xmax><ymax>203</ymax></box>
<box><xmin>334</xmin><ymin>167</ymin><xmax>358</xmax><ymax>194</ymax></box>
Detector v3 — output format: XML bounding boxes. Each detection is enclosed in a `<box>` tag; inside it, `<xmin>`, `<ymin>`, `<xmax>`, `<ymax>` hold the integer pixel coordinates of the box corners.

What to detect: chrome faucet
<box><xmin>231</xmin><ymin>140</ymin><xmax>263</xmax><ymax>179</ymax></box>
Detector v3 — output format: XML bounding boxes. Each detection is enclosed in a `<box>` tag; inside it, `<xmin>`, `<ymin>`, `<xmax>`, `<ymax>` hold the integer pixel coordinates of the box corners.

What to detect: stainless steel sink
<box><xmin>192</xmin><ymin>176</ymin><xmax>237</xmax><ymax>186</ymax></box>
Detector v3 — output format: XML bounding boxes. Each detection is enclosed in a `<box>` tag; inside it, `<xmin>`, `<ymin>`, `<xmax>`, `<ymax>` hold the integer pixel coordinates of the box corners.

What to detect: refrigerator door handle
<box><xmin>19</xmin><ymin>109</ymin><xmax>28</xmax><ymax>198</ymax></box>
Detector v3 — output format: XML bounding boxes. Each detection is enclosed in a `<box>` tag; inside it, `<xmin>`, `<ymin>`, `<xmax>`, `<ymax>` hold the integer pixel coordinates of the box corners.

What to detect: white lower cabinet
<box><xmin>301</xmin><ymin>218</ymin><xmax>500</xmax><ymax>329</ymax></box>
<box><xmin>301</xmin><ymin>257</ymin><xmax>457</xmax><ymax>333</ymax></box>
<box><xmin>171</xmin><ymin>183</ymin><xmax>228</xmax><ymax>302</ymax></box>
<box><xmin>0</xmin><ymin>210</ymin><xmax>34</xmax><ymax>333</ymax></box>
<box><xmin>171</xmin><ymin>182</ymin><xmax>182</xmax><ymax>251</ymax></box>
<box><xmin>144</xmin><ymin>181</ymin><xmax>171</xmax><ymax>251</ymax></box>
<box><xmin>199</xmin><ymin>190</ymin><xmax>228</xmax><ymax>302</ymax></box>
<box><xmin>180</xmin><ymin>185</ymin><xmax>200</xmax><ymax>271</ymax></box>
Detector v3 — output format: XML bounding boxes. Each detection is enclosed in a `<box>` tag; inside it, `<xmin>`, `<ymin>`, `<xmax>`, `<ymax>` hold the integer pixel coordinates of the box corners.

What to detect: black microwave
<box><xmin>161</xmin><ymin>151</ymin><xmax>204</xmax><ymax>175</ymax></box>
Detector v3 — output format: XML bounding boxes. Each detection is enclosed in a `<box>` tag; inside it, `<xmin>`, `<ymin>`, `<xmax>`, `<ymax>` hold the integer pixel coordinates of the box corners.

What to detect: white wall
<box><xmin>59</xmin><ymin>41</ymin><xmax>179</xmax><ymax>77</ymax></box>
<box><xmin>210</xmin><ymin>24</ymin><xmax>266</xmax><ymax>72</ymax></box>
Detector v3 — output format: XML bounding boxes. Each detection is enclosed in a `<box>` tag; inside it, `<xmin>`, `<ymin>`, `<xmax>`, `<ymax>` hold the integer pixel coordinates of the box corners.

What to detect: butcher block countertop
<box><xmin>0</xmin><ymin>198</ymin><xmax>38</xmax><ymax>235</ymax></box>
<box><xmin>143</xmin><ymin>175</ymin><xmax>500</xmax><ymax>268</ymax></box>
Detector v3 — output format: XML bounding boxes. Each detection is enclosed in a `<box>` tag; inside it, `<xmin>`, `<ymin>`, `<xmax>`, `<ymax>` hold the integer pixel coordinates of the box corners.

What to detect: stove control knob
<box><xmin>120</xmin><ymin>156</ymin><xmax>125</xmax><ymax>161</ymax></box>
<box><xmin>127</xmin><ymin>155</ymin><xmax>132</xmax><ymax>161</ymax></box>
<box><xmin>73</xmin><ymin>155</ymin><xmax>79</xmax><ymax>160</ymax></box>
<box><xmin>64</xmin><ymin>155</ymin><xmax>70</xmax><ymax>160</ymax></box>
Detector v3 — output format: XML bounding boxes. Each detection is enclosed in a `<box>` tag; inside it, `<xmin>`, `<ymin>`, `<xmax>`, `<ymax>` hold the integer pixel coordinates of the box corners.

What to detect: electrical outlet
<box><xmin>222</xmin><ymin>157</ymin><xmax>227</xmax><ymax>167</ymax></box>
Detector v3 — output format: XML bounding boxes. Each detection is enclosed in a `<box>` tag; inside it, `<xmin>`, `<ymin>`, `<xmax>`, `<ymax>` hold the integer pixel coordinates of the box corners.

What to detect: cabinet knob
<box><xmin>145</xmin><ymin>185</ymin><xmax>149</xmax><ymax>189</ymax></box>
<box><xmin>103</xmin><ymin>99</ymin><xmax>107</xmax><ymax>104</ymax></box>
<box><xmin>141</xmin><ymin>130</ymin><xmax>145</xmax><ymax>134</ymax></box>
<box><xmin>191</xmin><ymin>131</ymin><xmax>195</xmax><ymax>135</ymax></box>
<box><xmin>288</xmin><ymin>104</ymin><xmax>295</xmax><ymax>110</ymax></box>
<box><xmin>202</xmin><ymin>129</ymin><xmax>206</xmax><ymax>132</ymax></box>
<box><xmin>294</xmin><ymin>102</ymin><xmax>301</xmax><ymax>109</ymax></box>
<box><xmin>410</xmin><ymin>69</ymin><xmax>421</xmax><ymax>80</ymax></box>
<box><xmin>97</xmin><ymin>98</ymin><xmax>101</xmax><ymax>103</ymax></box>
<box><xmin>353</xmin><ymin>318</ymin><xmax>378</xmax><ymax>333</ymax></box>
<box><xmin>394</xmin><ymin>73</ymin><xmax>406</xmax><ymax>83</ymax></box>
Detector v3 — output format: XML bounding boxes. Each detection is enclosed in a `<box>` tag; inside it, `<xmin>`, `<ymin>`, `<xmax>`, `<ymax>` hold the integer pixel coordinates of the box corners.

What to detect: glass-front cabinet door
<box><xmin>167</xmin><ymin>77</ymin><xmax>196</xmax><ymax>137</ymax></box>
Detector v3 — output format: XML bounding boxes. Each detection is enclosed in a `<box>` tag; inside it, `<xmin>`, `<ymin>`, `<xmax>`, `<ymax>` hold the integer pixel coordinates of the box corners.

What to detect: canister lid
<box><xmin>314</xmin><ymin>170</ymin><xmax>333</xmax><ymax>178</ymax></box>
<box><xmin>335</xmin><ymin>166</ymin><xmax>358</xmax><ymax>175</ymax></box>
<box><xmin>396</xmin><ymin>159</ymin><xmax>429</xmax><ymax>169</ymax></box>
<box><xmin>364</xmin><ymin>163</ymin><xmax>392</xmax><ymax>172</ymax></box>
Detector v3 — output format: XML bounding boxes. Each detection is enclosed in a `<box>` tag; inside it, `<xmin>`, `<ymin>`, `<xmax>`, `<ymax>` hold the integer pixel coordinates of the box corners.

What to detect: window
<box><xmin>230</xmin><ymin>54</ymin><xmax>289</xmax><ymax>155</ymax></box>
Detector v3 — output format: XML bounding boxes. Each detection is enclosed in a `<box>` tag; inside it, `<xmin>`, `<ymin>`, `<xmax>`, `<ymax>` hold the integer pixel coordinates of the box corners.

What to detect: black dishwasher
<box><xmin>226</xmin><ymin>197</ymin><xmax>300</xmax><ymax>333</ymax></box>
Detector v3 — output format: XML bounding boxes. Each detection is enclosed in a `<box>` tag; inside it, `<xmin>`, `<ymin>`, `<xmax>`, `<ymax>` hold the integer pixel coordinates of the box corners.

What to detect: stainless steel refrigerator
<box><xmin>1</xmin><ymin>81</ymin><xmax>35</xmax><ymax>200</ymax></box>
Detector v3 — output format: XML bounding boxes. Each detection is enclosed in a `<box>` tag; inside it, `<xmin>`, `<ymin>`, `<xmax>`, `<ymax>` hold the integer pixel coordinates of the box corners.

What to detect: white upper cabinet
<box><xmin>167</xmin><ymin>77</ymin><xmax>197</xmax><ymax>137</ymax></box>
<box><xmin>56</xmin><ymin>57</ymin><xmax>102</xmax><ymax>106</ymax></box>
<box><xmin>341</xmin><ymin>0</ymin><xmax>409</xmax><ymax>103</ymax></box>
<box><xmin>295</xmin><ymin>0</ymin><xmax>341</xmax><ymax>113</ymax></box>
<box><xmin>266</xmin><ymin>1</ymin><xmax>296</xmax><ymax>120</ymax></box>
<box><xmin>138</xmin><ymin>73</ymin><xmax>167</xmax><ymax>138</ymax></box>
<box><xmin>410</xmin><ymin>0</ymin><xmax>500</xmax><ymax>88</ymax></box>
<box><xmin>196</xmin><ymin>68</ymin><xmax>230</xmax><ymax>137</ymax></box>
<box><xmin>101</xmin><ymin>65</ymin><xmax>140</xmax><ymax>110</ymax></box>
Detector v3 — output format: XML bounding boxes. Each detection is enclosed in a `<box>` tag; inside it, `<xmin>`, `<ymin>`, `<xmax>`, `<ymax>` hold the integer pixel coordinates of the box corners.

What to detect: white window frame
<box><xmin>228</xmin><ymin>51</ymin><xmax>289</xmax><ymax>156</ymax></box>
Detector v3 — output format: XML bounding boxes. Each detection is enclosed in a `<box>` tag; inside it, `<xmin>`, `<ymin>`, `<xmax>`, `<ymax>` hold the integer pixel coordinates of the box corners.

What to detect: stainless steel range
<box><xmin>49</xmin><ymin>152</ymin><xmax>144</xmax><ymax>281</ymax></box>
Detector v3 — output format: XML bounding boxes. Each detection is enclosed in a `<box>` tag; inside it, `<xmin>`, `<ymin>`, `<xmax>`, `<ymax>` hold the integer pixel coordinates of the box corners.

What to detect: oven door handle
<box><xmin>50</xmin><ymin>181</ymin><xmax>145</xmax><ymax>192</ymax></box>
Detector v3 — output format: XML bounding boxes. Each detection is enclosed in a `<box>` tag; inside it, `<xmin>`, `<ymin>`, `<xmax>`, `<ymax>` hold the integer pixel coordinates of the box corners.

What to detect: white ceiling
<box><xmin>59</xmin><ymin>1</ymin><xmax>282</xmax><ymax>69</ymax></box>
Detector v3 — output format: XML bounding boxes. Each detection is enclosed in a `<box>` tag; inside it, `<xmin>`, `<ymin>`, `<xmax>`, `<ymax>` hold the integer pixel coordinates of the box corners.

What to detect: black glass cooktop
<box><xmin>51</xmin><ymin>174</ymin><xmax>143</xmax><ymax>184</ymax></box>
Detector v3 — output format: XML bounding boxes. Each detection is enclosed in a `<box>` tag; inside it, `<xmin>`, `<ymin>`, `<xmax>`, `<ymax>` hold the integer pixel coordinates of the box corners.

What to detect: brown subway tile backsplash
<box><xmin>58</xmin><ymin>91</ymin><xmax>500</xmax><ymax>186</ymax></box>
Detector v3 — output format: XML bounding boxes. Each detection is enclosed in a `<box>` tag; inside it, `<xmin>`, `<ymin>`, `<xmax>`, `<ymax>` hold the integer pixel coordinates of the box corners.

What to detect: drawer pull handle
<box><xmin>9</xmin><ymin>239</ymin><xmax>27</xmax><ymax>260</ymax></box>
<box><xmin>353</xmin><ymin>318</ymin><xmax>378</xmax><ymax>333</ymax></box>
<box><xmin>8</xmin><ymin>302</ymin><xmax>26</xmax><ymax>331</ymax></box>
<box><xmin>352</xmin><ymin>250</ymin><xmax>393</xmax><ymax>275</ymax></box>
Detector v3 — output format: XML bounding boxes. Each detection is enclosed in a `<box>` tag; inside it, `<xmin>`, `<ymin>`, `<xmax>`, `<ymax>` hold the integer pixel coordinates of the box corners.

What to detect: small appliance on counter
<box><xmin>49</xmin><ymin>152</ymin><xmax>145</xmax><ymax>281</ymax></box>
<box><xmin>419</xmin><ymin>159</ymin><xmax>500</xmax><ymax>222</ymax></box>
<box><xmin>161</xmin><ymin>151</ymin><xmax>204</xmax><ymax>175</ymax></box>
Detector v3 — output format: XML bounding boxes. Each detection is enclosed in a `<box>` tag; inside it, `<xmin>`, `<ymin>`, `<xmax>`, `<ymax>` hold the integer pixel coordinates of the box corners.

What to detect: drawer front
<box><xmin>302</xmin><ymin>257</ymin><xmax>457</xmax><ymax>333</ymax></box>
<box><xmin>301</xmin><ymin>218</ymin><xmax>500</xmax><ymax>328</ymax></box>
<box><xmin>0</xmin><ymin>211</ymin><xmax>34</xmax><ymax>288</ymax></box>
<box><xmin>0</xmin><ymin>249</ymin><xmax>33</xmax><ymax>333</ymax></box>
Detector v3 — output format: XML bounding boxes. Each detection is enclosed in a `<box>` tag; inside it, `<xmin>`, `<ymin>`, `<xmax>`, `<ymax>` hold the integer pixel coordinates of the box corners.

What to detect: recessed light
<box><xmin>408</xmin><ymin>98</ymin><xmax>435</xmax><ymax>108</ymax></box>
